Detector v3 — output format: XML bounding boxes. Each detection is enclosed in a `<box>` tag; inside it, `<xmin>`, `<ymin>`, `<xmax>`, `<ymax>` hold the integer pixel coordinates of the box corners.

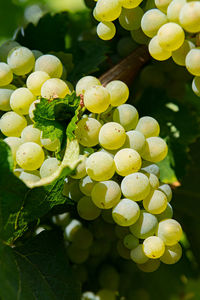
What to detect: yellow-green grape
<box><xmin>97</xmin><ymin>289</ymin><xmax>116</xmax><ymax>300</ymax></box>
<box><xmin>63</xmin><ymin>178</ymin><xmax>83</xmax><ymax>202</ymax></box>
<box><xmin>0</xmin><ymin>40</ymin><xmax>20</xmax><ymax>62</ymax></box>
<box><xmin>4</xmin><ymin>137</ymin><xmax>22</xmax><ymax>162</ymax></box>
<box><xmin>93</xmin><ymin>7</ymin><xmax>102</xmax><ymax>21</ymax></box>
<box><xmin>99</xmin><ymin>265</ymin><xmax>119</xmax><ymax>290</ymax></box>
<box><xmin>97</xmin><ymin>22</ymin><xmax>116</xmax><ymax>40</ymax></box>
<box><xmin>19</xmin><ymin>170</ymin><xmax>40</xmax><ymax>184</ymax></box>
<box><xmin>84</xmin><ymin>85</ymin><xmax>110</xmax><ymax>114</ymax></box>
<box><xmin>106</xmin><ymin>80</ymin><xmax>129</xmax><ymax>107</ymax></box>
<box><xmin>115</xmin><ymin>225</ymin><xmax>129</xmax><ymax>239</ymax></box>
<box><xmin>21</xmin><ymin>125</ymin><xmax>41</xmax><ymax>145</ymax></box>
<box><xmin>156</xmin><ymin>219</ymin><xmax>182</xmax><ymax>245</ymax></box>
<box><xmin>64</xmin><ymin>219</ymin><xmax>82</xmax><ymax>241</ymax></box>
<box><xmin>141</xmin><ymin>161</ymin><xmax>160</xmax><ymax>177</ymax></box>
<box><xmin>158</xmin><ymin>184</ymin><xmax>172</xmax><ymax>202</ymax></box>
<box><xmin>29</xmin><ymin>99</ymin><xmax>40</xmax><ymax>121</ymax></box>
<box><xmin>0</xmin><ymin>63</ymin><xmax>13</xmax><ymax>87</ymax></box>
<box><xmin>114</xmin><ymin>148</ymin><xmax>142</xmax><ymax>176</ymax></box>
<box><xmin>95</xmin><ymin>0</ymin><xmax>122</xmax><ymax>22</ymax></box>
<box><xmin>112</xmin><ymin>198</ymin><xmax>140</xmax><ymax>226</ymax></box>
<box><xmin>131</xmin><ymin>28</ymin><xmax>149</xmax><ymax>45</ymax></box>
<box><xmin>0</xmin><ymin>86</ymin><xmax>15</xmax><ymax>111</ymax></box>
<box><xmin>129</xmin><ymin>210</ymin><xmax>158</xmax><ymax>239</ymax></box>
<box><xmin>143</xmin><ymin>189</ymin><xmax>168</xmax><ymax>214</ymax></box>
<box><xmin>41</xmin><ymin>137</ymin><xmax>60</xmax><ymax>152</ymax></box>
<box><xmin>157</xmin><ymin>203</ymin><xmax>173</xmax><ymax>221</ymax></box>
<box><xmin>142</xmin><ymin>172</ymin><xmax>159</xmax><ymax>190</ymax></box>
<box><xmin>7</xmin><ymin>46</ymin><xmax>35</xmax><ymax>75</ymax></box>
<box><xmin>32</xmin><ymin>50</ymin><xmax>43</xmax><ymax>60</ymax></box>
<box><xmin>186</xmin><ymin>48</ymin><xmax>200</xmax><ymax>76</ymax></box>
<box><xmin>0</xmin><ymin>112</ymin><xmax>27</xmax><ymax>137</ymax></box>
<box><xmin>72</xmin><ymin>227</ymin><xmax>93</xmax><ymax>250</ymax></box>
<box><xmin>136</xmin><ymin>116</ymin><xmax>160</xmax><ymax>138</ymax></box>
<box><xmin>157</xmin><ymin>22</ymin><xmax>185</xmax><ymax>51</ymax></box>
<box><xmin>77</xmin><ymin>196</ymin><xmax>101</xmax><ymax>220</ymax></box>
<box><xmin>79</xmin><ymin>176</ymin><xmax>96</xmax><ymax>196</ymax></box>
<box><xmin>113</xmin><ymin>104</ymin><xmax>139</xmax><ymax>131</ymax></box>
<box><xmin>130</xmin><ymin>244</ymin><xmax>149</xmax><ymax>264</ymax></box>
<box><xmin>99</xmin><ymin>122</ymin><xmax>126</xmax><ymax>150</ymax></box>
<box><xmin>121</xmin><ymin>172</ymin><xmax>150</xmax><ymax>201</ymax></box>
<box><xmin>52</xmin><ymin>212</ymin><xmax>70</xmax><ymax>227</ymax></box>
<box><xmin>101</xmin><ymin>209</ymin><xmax>115</xmax><ymax>224</ymax></box>
<box><xmin>34</xmin><ymin>54</ymin><xmax>63</xmax><ymax>78</ymax></box>
<box><xmin>26</xmin><ymin>71</ymin><xmax>50</xmax><ymax>96</ymax></box>
<box><xmin>75</xmin><ymin>117</ymin><xmax>102</xmax><ymax>147</ymax></box>
<box><xmin>143</xmin><ymin>236</ymin><xmax>165</xmax><ymax>258</ymax></box>
<box><xmin>40</xmin><ymin>157</ymin><xmax>60</xmax><ymax>178</ymax></box>
<box><xmin>41</xmin><ymin>78</ymin><xmax>70</xmax><ymax>99</ymax></box>
<box><xmin>16</xmin><ymin>142</ymin><xmax>44</xmax><ymax>171</ymax></box>
<box><xmin>86</xmin><ymin>152</ymin><xmax>115</xmax><ymax>181</ymax></box>
<box><xmin>149</xmin><ymin>35</ymin><xmax>172</xmax><ymax>61</ymax></box>
<box><xmin>160</xmin><ymin>243</ymin><xmax>182</xmax><ymax>264</ymax></box>
<box><xmin>123</xmin><ymin>130</ymin><xmax>146</xmax><ymax>155</ymax></box>
<box><xmin>155</xmin><ymin>0</ymin><xmax>172</xmax><ymax>12</ymax></box>
<box><xmin>67</xmin><ymin>244</ymin><xmax>89</xmax><ymax>264</ymax></box>
<box><xmin>117</xmin><ymin>240</ymin><xmax>130</xmax><ymax>259</ymax></box>
<box><xmin>179</xmin><ymin>1</ymin><xmax>200</xmax><ymax>33</ymax></box>
<box><xmin>71</xmin><ymin>155</ymin><xmax>87</xmax><ymax>179</ymax></box>
<box><xmin>167</xmin><ymin>0</ymin><xmax>186</xmax><ymax>23</ymax></box>
<box><xmin>123</xmin><ymin>234</ymin><xmax>139</xmax><ymax>249</ymax></box>
<box><xmin>141</xmin><ymin>9</ymin><xmax>168</xmax><ymax>38</ymax></box>
<box><xmin>172</xmin><ymin>40</ymin><xmax>195</xmax><ymax>66</ymax></box>
<box><xmin>137</xmin><ymin>259</ymin><xmax>160</xmax><ymax>272</ymax></box>
<box><xmin>91</xmin><ymin>180</ymin><xmax>121</xmax><ymax>209</ymax></box>
<box><xmin>192</xmin><ymin>76</ymin><xmax>200</xmax><ymax>97</ymax></box>
<box><xmin>10</xmin><ymin>88</ymin><xmax>36</xmax><ymax>115</ymax></box>
<box><xmin>82</xmin><ymin>292</ymin><xmax>96</xmax><ymax>300</ymax></box>
<box><xmin>119</xmin><ymin>7</ymin><xmax>144</xmax><ymax>31</ymax></box>
<box><xmin>75</xmin><ymin>76</ymin><xmax>101</xmax><ymax>96</ymax></box>
<box><xmin>142</xmin><ymin>137</ymin><xmax>168</xmax><ymax>162</ymax></box>
<box><xmin>120</xmin><ymin>0</ymin><xmax>143</xmax><ymax>8</ymax></box>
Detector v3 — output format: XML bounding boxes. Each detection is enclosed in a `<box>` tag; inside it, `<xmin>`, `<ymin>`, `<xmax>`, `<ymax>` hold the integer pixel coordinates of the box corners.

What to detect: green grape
<box><xmin>160</xmin><ymin>243</ymin><xmax>182</xmax><ymax>264</ymax></box>
<box><xmin>0</xmin><ymin>63</ymin><xmax>13</xmax><ymax>87</ymax></box>
<box><xmin>192</xmin><ymin>76</ymin><xmax>200</xmax><ymax>97</ymax></box>
<box><xmin>34</xmin><ymin>54</ymin><xmax>63</xmax><ymax>78</ymax></box>
<box><xmin>32</xmin><ymin>50</ymin><xmax>43</xmax><ymax>60</ymax></box>
<box><xmin>157</xmin><ymin>22</ymin><xmax>185</xmax><ymax>51</ymax></box>
<box><xmin>16</xmin><ymin>142</ymin><xmax>44</xmax><ymax>171</ymax></box>
<box><xmin>86</xmin><ymin>152</ymin><xmax>115</xmax><ymax>181</ymax></box>
<box><xmin>0</xmin><ymin>86</ymin><xmax>14</xmax><ymax>111</ymax></box>
<box><xmin>101</xmin><ymin>209</ymin><xmax>115</xmax><ymax>224</ymax></box>
<box><xmin>114</xmin><ymin>148</ymin><xmax>142</xmax><ymax>176</ymax></box>
<box><xmin>21</xmin><ymin>125</ymin><xmax>41</xmax><ymax>145</ymax></box>
<box><xmin>52</xmin><ymin>212</ymin><xmax>71</xmax><ymax>227</ymax></box>
<box><xmin>67</xmin><ymin>244</ymin><xmax>89</xmax><ymax>264</ymax></box>
<box><xmin>179</xmin><ymin>1</ymin><xmax>200</xmax><ymax>33</ymax></box>
<box><xmin>19</xmin><ymin>170</ymin><xmax>41</xmax><ymax>184</ymax></box>
<box><xmin>142</xmin><ymin>137</ymin><xmax>168</xmax><ymax>162</ymax></box>
<box><xmin>137</xmin><ymin>259</ymin><xmax>160</xmax><ymax>272</ymax></box>
<box><xmin>143</xmin><ymin>236</ymin><xmax>165</xmax><ymax>258</ymax></box>
<box><xmin>141</xmin><ymin>9</ymin><xmax>168</xmax><ymax>38</ymax></box>
<box><xmin>186</xmin><ymin>48</ymin><xmax>200</xmax><ymax>76</ymax></box>
<box><xmin>75</xmin><ymin>117</ymin><xmax>102</xmax><ymax>147</ymax></box>
<box><xmin>157</xmin><ymin>203</ymin><xmax>173</xmax><ymax>221</ymax></box>
<box><xmin>29</xmin><ymin>99</ymin><xmax>40</xmax><ymax>121</ymax></box>
<box><xmin>0</xmin><ymin>40</ymin><xmax>20</xmax><ymax>62</ymax></box>
<box><xmin>158</xmin><ymin>184</ymin><xmax>172</xmax><ymax>202</ymax></box>
<box><xmin>97</xmin><ymin>289</ymin><xmax>116</xmax><ymax>300</ymax></box>
<box><xmin>143</xmin><ymin>189</ymin><xmax>168</xmax><ymax>214</ymax></box>
<box><xmin>90</xmin><ymin>239</ymin><xmax>111</xmax><ymax>257</ymax></box>
<box><xmin>156</xmin><ymin>219</ymin><xmax>182</xmax><ymax>245</ymax></box>
<box><xmin>97</xmin><ymin>22</ymin><xmax>116</xmax><ymax>40</ymax></box>
<box><xmin>141</xmin><ymin>161</ymin><xmax>160</xmax><ymax>177</ymax></box>
<box><xmin>41</xmin><ymin>137</ymin><xmax>60</xmax><ymax>152</ymax></box>
<box><xmin>0</xmin><ymin>111</ymin><xmax>27</xmax><ymax>137</ymax></box>
<box><xmin>75</xmin><ymin>76</ymin><xmax>101</xmax><ymax>96</ymax></box>
<box><xmin>106</xmin><ymin>80</ymin><xmax>129</xmax><ymax>107</ymax></box>
<box><xmin>73</xmin><ymin>264</ymin><xmax>88</xmax><ymax>284</ymax></box>
<box><xmin>99</xmin><ymin>122</ymin><xmax>126</xmax><ymax>150</ymax></box>
<box><xmin>119</xmin><ymin>7</ymin><xmax>144</xmax><ymax>31</ymax></box>
<box><xmin>99</xmin><ymin>265</ymin><xmax>119</xmax><ymax>290</ymax></box>
<box><xmin>64</xmin><ymin>219</ymin><xmax>82</xmax><ymax>241</ymax></box>
<box><xmin>93</xmin><ymin>7</ymin><xmax>102</xmax><ymax>21</ymax></box>
<box><xmin>72</xmin><ymin>227</ymin><xmax>93</xmax><ymax>249</ymax></box>
<box><xmin>131</xmin><ymin>28</ymin><xmax>149</xmax><ymax>45</ymax></box>
<box><xmin>120</xmin><ymin>0</ymin><xmax>143</xmax><ymax>8</ymax></box>
<box><xmin>79</xmin><ymin>176</ymin><xmax>96</xmax><ymax>196</ymax></box>
<box><xmin>71</xmin><ymin>155</ymin><xmax>87</xmax><ymax>179</ymax></box>
<box><xmin>117</xmin><ymin>37</ymin><xmax>137</xmax><ymax>57</ymax></box>
<box><xmin>129</xmin><ymin>210</ymin><xmax>158</xmax><ymax>239</ymax></box>
<box><xmin>136</xmin><ymin>116</ymin><xmax>160</xmax><ymax>138</ymax></box>
<box><xmin>149</xmin><ymin>35</ymin><xmax>172</xmax><ymax>61</ymax></box>
<box><xmin>77</xmin><ymin>196</ymin><xmax>101</xmax><ymax>220</ymax></box>
<box><xmin>113</xmin><ymin>104</ymin><xmax>139</xmax><ymax>131</ymax></box>
<box><xmin>121</xmin><ymin>172</ymin><xmax>150</xmax><ymax>201</ymax></box>
<box><xmin>155</xmin><ymin>0</ymin><xmax>172</xmax><ymax>12</ymax></box>
<box><xmin>95</xmin><ymin>0</ymin><xmax>122</xmax><ymax>22</ymax></box>
<box><xmin>140</xmin><ymin>65</ymin><xmax>166</xmax><ymax>88</ymax></box>
<box><xmin>4</xmin><ymin>137</ymin><xmax>22</xmax><ymax>162</ymax></box>
<box><xmin>84</xmin><ymin>85</ymin><xmax>110</xmax><ymax>114</ymax></box>
<box><xmin>10</xmin><ymin>88</ymin><xmax>36</xmax><ymax>115</ymax></box>
<box><xmin>40</xmin><ymin>157</ymin><xmax>60</xmax><ymax>178</ymax></box>
<box><xmin>41</xmin><ymin>78</ymin><xmax>70</xmax><ymax>99</ymax></box>
<box><xmin>172</xmin><ymin>40</ymin><xmax>195</xmax><ymax>66</ymax></box>
<box><xmin>123</xmin><ymin>130</ymin><xmax>146</xmax><ymax>155</ymax></box>
<box><xmin>167</xmin><ymin>0</ymin><xmax>186</xmax><ymax>23</ymax></box>
<box><xmin>112</xmin><ymin>198</ymin><xmax>140</xmax><ymax>226</ymax></box>
<box><xmin>26</xmin><ymin>71</ymin><xmax>50</xmax><ymax>96</ymax></box>
<box><xmin>130</xmin><ymin>244</ymin><xmax>149</xmax><ymax>264</ymax></box>
<box><xmin>117</xmin><ymin>240</ymin><xmax>130</xmax><ymax>259</ymax></box>
<box><xmin>142</xmin><ymin>172</ymin><xmax>159</xmax><ymax>190</ymax></box>
<box><xmin>7</xmin><ymin>46</ymin><xmax>35</xmax><ymax>75</ymax></box>
<box><xmin>123</xmin><ymin>234</ymin><xmax>139</xmax><ymax>249</ymax></box>
<box><xmin>115</xmin><ymin>225</ymin><xmax>129</xmax><ymax>239</ymax></box>
<box><xmin>63</xmin><ymin>177</ymin><xmax>83</xmax><ymax>202</ymax></box>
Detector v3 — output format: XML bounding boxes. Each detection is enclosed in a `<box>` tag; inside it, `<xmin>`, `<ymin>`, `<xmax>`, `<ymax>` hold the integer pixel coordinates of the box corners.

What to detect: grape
<box><xmin>29</xmin><ymin>99</ymin><xmax>40</xmax><ymax>121</ymax></box>
<box><xmin>97</xmin><ymin>22</ymin><xmax>116</xmax><ymax>40</ymax></box>
<box><xmin>140</xmin><ymin>65</ymin><xmax>166</xmax><ymax>88</ymax></box>
<box><xmin>90</xmin><ymin>239</ymin><xmax>111</xmax><ymax>256</ymax></box>
<box><xmin>95</xmin><ymin>0</ymin><xmax>122</xmax><ymax>22</ymax></box>
<box><xmin>71</xmin><ymin>155</ymin><xmax>87</xmax><ymax>179</ymax></box>
<box><xmin>192</xmin><ymin>76</ymin><xmax>200</xmax><ymax>97</ymax></box>
<box><xmin>72</xmin><ymin>227</ymin><xmax>93</xmax><ymax>249</ymax></box>
<box><xmin>155</xmin><ymin>0</ymin><xmax>172</xmax><ymax>13</ymax></box>
<box><xmin>131</xmin><ymin>28</ymin><xmax>149</xmax><ymax>45</ymax></box>
<box><xmin>7</xmin><ymin>46</ymin><xmax>35</xmax><ymax>75</ymax></box>
<box><xmin>160</xmin><ymin>243</ymin><xmax>182</xmax><ymax>264</ymax></box>
<box><xmin>143</xmin><ymin>236</ymin><xmax>165</xmax><ymax>258</ymax></box>
<box><xmin>101</xmin><ymin>209</ymin><xmax>115</xmax><ymax>224</ymax></box>
<box><xmin>136</xmin><ymin>116</ymin><xmax>160</xmax><ymax>138</ymax></box>
<box><xmin>10</xmin><ymin>88</ymin><xmax>36</xmax><ymax>115</ymax></box>
<box><xmin>79</xmin><ymin>176</ymin><xmax>96</xmax><ymax>196</ymax></box>
<box><xmin>32</xmin><ymin>50</ymin><xmax>43</xmax><ymax>60</ymax></box>
<box><xmin>115</xmin><ymin>225</ymin><xmax>129</xmax><ymax>239</ymax></box>
<box><xmin>41</xmin><ymin>78</ymin><xmax>70</xmax><ymax>99</ymax></box>
<box><xmin>40</xmin><ymin>157</ymin><xmax>60</xmax><ymax>178</ymax></box>
<box><xmin>99</xmin><ymin>122</ymin><xmax>126</xmax><ymax>150</ymax></box>
<box><xmin>4</xmin><ymin>137</ymin><xmax>22</xmax><ymax>162</ymax></box>
<box><xmin>82</xmin><ymin>291</ymin><xmax>96</xmax><ymax>300</ymax></box>
<box><xmin>26</xmin><ymin>71</ymin><xmax>50</xmax><ymax>96</ymax></box>
<box><xmin>179</xmin><ymin>1</ymin><xmax>200</xmax><ymax>33</ymax></box>
<box><xmin>141</xmin><ymin>9</ymin><xmax>168</xmax><ymax>38</ymax></box>
<box><xmin>21</xmin><ymin>125</ymin><xmax>41</xmax><ymax>145</ymax></box>
<box><xmin>16</xmin><ymin>142</ymin><xmax>44</xmax><ymax>171</ymax></box>
<box><xmin>75</xmin><ymin>76</ymin><xmax>101</xmax><ymax>96</ymax></box>
<box><xmin>167</xmin><ymin>0</ymin><xmax>186</xmax><ymax>23</ymax></box>
<box><xmin>157</xmin><ymin>203</ymin><xmax>173</xmax><ymax>221</ymax></box>
<box><xmin>97</xmin><ymin>289</ymin><xmax>116</xmax><ymax>300</ymax></box>
<box><xmin>0</xmin><ymin>63</ymin><xmax>13</xmax><ymax>87</ymax></box>
<box><xmin>129</xmin><ymin>210</ymin><xmax>158</xmax><ymax>239</ymax></box>
<box><xmin>172</xmin><ymin>40</ymin><xmax>195</xmax><ymax>66</ymax></box>
<box><xmin>67</xmin><ymin>244</ymin><xmax>89</xmax><ymax>264</ymax></box>
<box><xmin>99</xmin><ymin>265</ymin><xmax>119</xmax><ymax>290</ymax></box>
<box><xmin>157</xmin><ymin>23</ymin><xmax>185</xmax><ymax>51</ymax></box>
<box><xmin>75</xmin><ymin>117</ymin><xmax>102</xmax><ymax>147</ymax></box>
<box><xmin>93</xmin><ymin>7</ymin><xmax>102</xmax><ymax>21</ymax></box>
<box><xmin>0</xmin><ymin>40</ymin><xmax>20</xmax><ymax>62</ymax></box>
<box><xmin>77</xmin><ymin>196</ymin><xmax>101</xmax><ymax>220</ymax></box>
<box><xmin>106</xmin><ymin>80</ymin><xmax>129</xmax><ymax>107</ymax></box>
<box><xmin>119</xmin><ymin>7</ymin><xmax>144</xmax><ymax>31</ymax></box>
<box><xmin>137</xmin><ymin>259</ymin><xmax>160</xmax><ymax>272</ymax></box>
<box><xmin>34</xmin><ymin>54</ymin><xmax>63</xmax><ymax>78</ymax></box>
<box><xmin>123</xmin><ymin>130</ymin><xmax>146</xmax><ymax>155</ymax></box>
<box><xmin>64</xmin><ymin>219</ymin><xmax>82</xmax><ymax>241</ymax></box>
<box><xmin>19</xmin><ymin>170</ymin><xmax>40</xmax><ymax>184</ymax></box>
<box><xmin>149</xmin><ymin>35</ymin><xmax>172</xmax><ymax>61</ymax></box>
<box><xmin>84</xmin><ymin>85</ymin><xmax>110</xmax><ymax>113</ymax></box>
<box><xmin>143</xmin><ymin>189</ymin><xmax>168</xmax><ymax>214</ymax></box>
<box><xmin>158</xmin><ymin>184</ymin><xmax>172</xmax><ymax>202</ymax></box>
<box><xmin>123</xmin><ymin>234</ymin><xmax>139</xmax><ymax>250</ymax></box>
<box><xmin>63</xmin><ymin>178</ymin><xmax>84</xmax><ymax>202</ymax></box>
<box><xmin>121</xmin><ymin>172</ymin><xmax>150</xmax><ymax>201</ymax></box>
<box><xmin>141</xmin><ymin>161</ymin><xmax>160</xmax><ymax>177</ymax></box>
<box><xmin>143</xmin><ymin>172</ymin><xmax>159</xmax><ymax>190</ymax></box>
<box><xmin>112</xmin><ymin>198</ymin><xmax>140</xmax><ymax>226</ymax></box>
<box><xmin>41</xmin><ymin>137</ymin><xmax>60</xmax><ymax>152</ymax></box>
<box><xmin>113</xmin><ymin>104</ymin><xmax>139</xmax><ymax>131</ymax></box>
<box><xmin>117</xmin><ymin>240</ymin><xmax>130</xmax><ymax>259</ymax></box>
<box><xmin>91</xmin><ymin>180</ymin><xmax>121</xmax><ymax>209</ymax></box>
<box><xmin>0</xmin><ymin>112</ymin><xmax>27</xmax><ymax>137</ymax></box>
<box><xmin>117</xmin><ymin>37</ymin><xmax>137</xmax><ymax>57</ymax></box>
<box><xmin>142</xmin><ymin>137</ymin><xmax>168</xmax><ymax>162</ymax></box>
<box><xmin>52</xmin><ymin>212</ymin><xmax>70</xmax><ymax>227</ymax></box>
<box><xmin>65</xmin><ymin>81</ymin><xmax>74</xmax><ymax>92</ymax></box>
<box><xmin>114</xmin><ymin>148</ymin><xmax>142</xmax><ymax>176</ymax></box>
<box><xmin>130</xmin><ymin>244</ymin><xmax>149</xmax><ymax>264</ymax></box>
<box><xmin>73</xmin><ymin>265</ymin><xmax>88</xmax><ymax>284</ymax></box>
<box><xmin>186</xmin><ymin>48</ymin><xmax>200</xmax><ymax>76</ymax></box>
<box><xmin>156</xmin><ymin>219</ymin><xmax>182</xmax><ymax>245</ymax></box>
<box><xmin>120</xmin><ymin>0</ymin><xmax>143</xmax><ymax>9</ymax></box>
<box><xmin>0</xmin><ymin>86</ymin><xmax>15</xmax><ymax>111</ymax></box>
<box><xmin>86</xmin><ymin>152</ymin><xmax>115</xmax><ymax>181</ymax></box>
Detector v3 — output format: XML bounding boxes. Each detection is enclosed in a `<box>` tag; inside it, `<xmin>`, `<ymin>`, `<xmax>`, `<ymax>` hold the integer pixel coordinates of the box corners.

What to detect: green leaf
<box><xmin>157</xmin><ymin>150</ymin><xmax>177</xmax><ymax>184</ymax></box>
<box><xmin>0</xmin><ymin>230</ymin><xmax>81</xmax><ymax>300</ymax></box>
